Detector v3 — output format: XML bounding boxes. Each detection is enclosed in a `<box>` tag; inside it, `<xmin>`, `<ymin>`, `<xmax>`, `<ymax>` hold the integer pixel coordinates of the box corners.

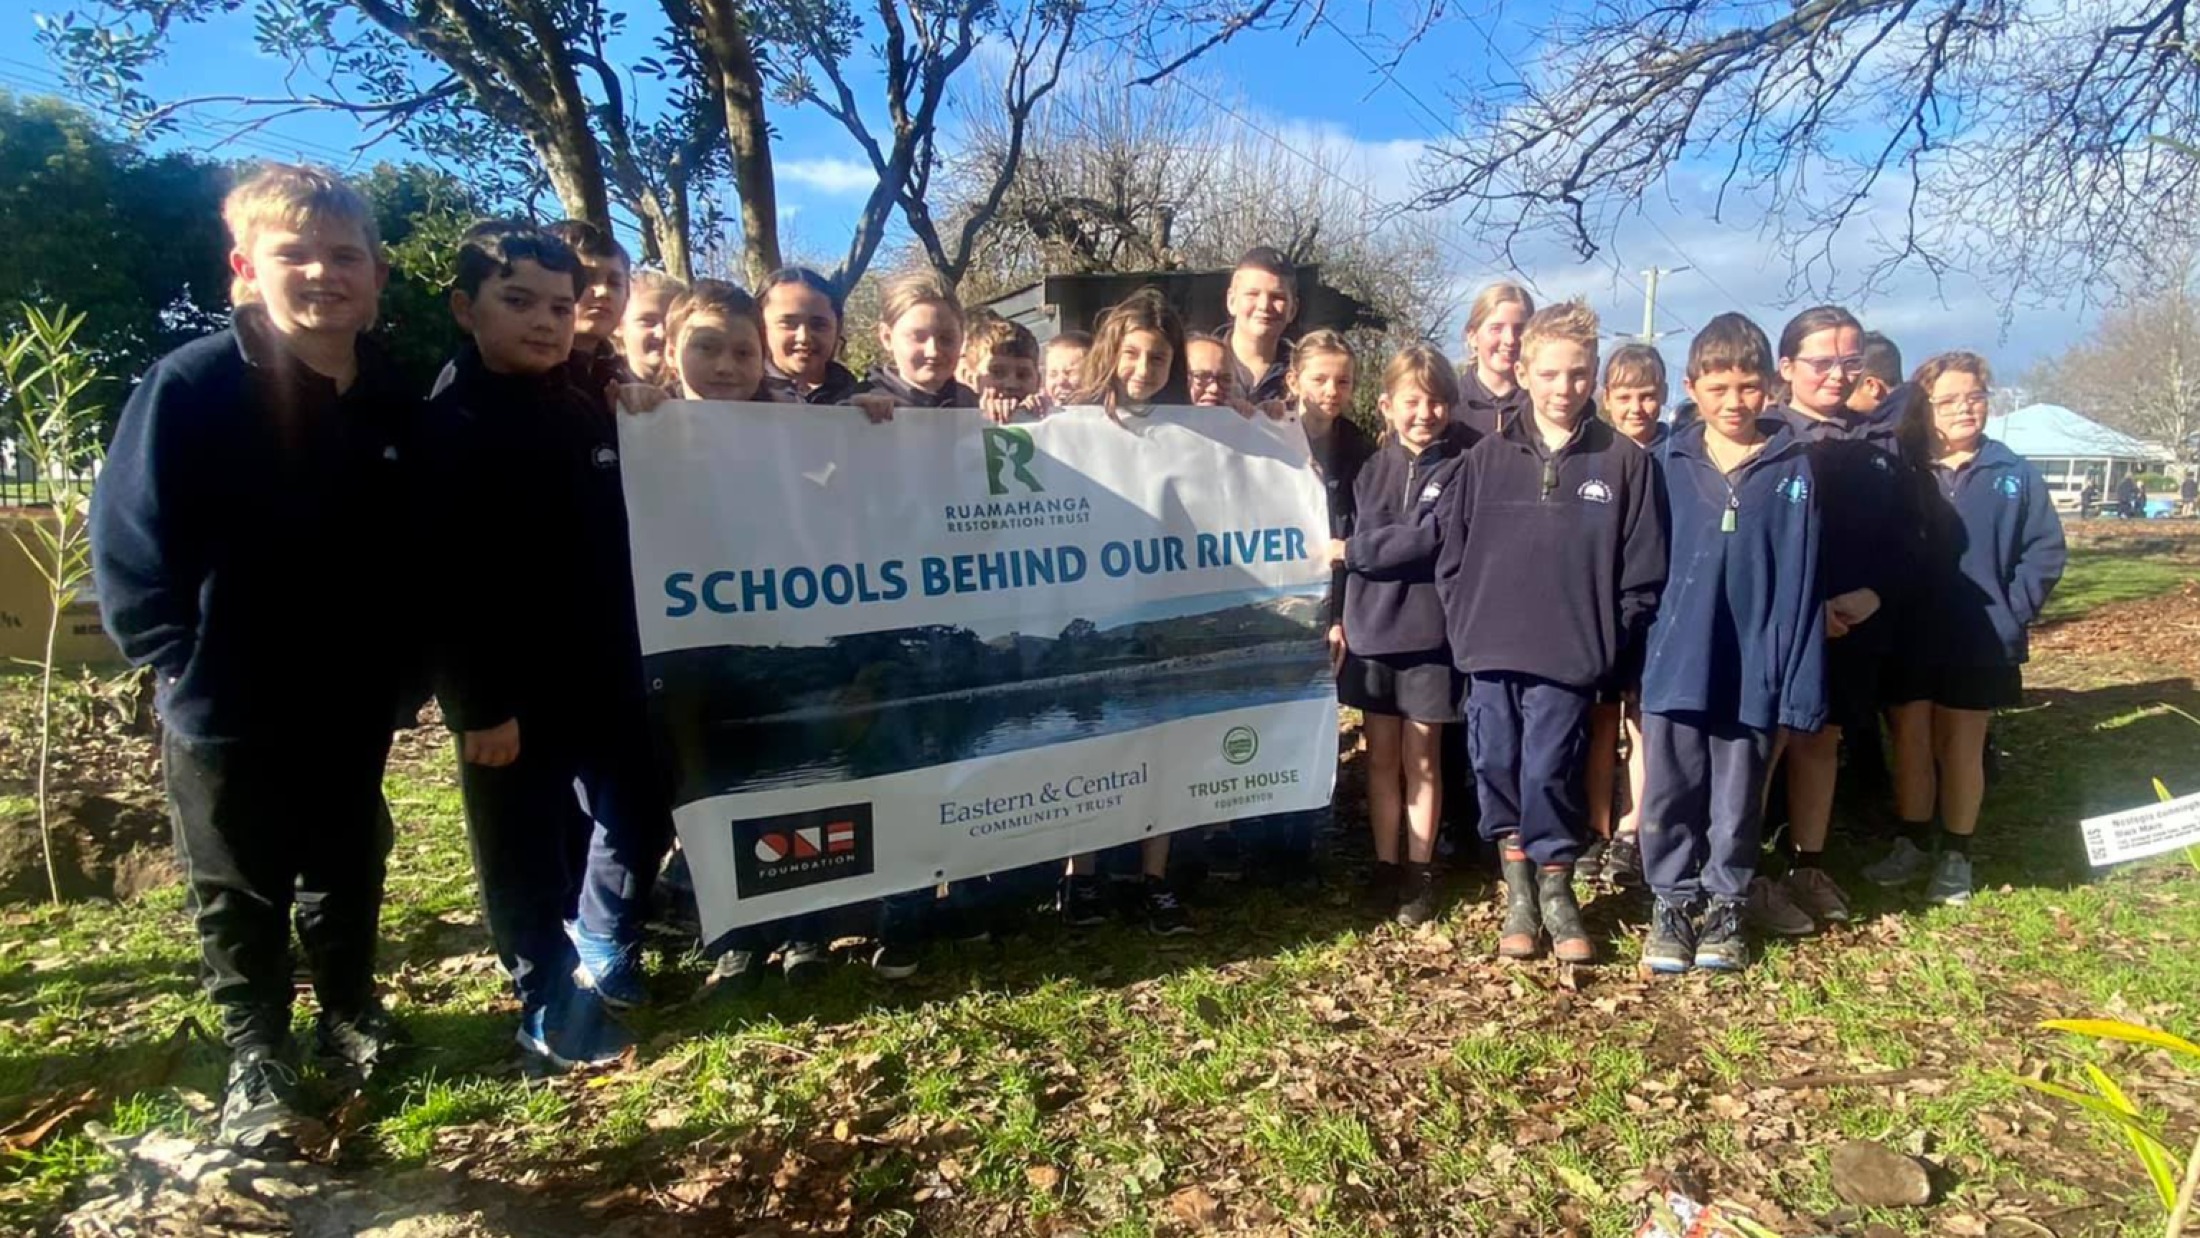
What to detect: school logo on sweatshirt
<box><xmin>730</xmin><ymin>802</ymin><xmax>875</xmax><ymax>897</ymax></box>
<box><xmin>592</xmin><ymin>444</ymin><xmax>619</xmax><ymax>470</ymax></box>
<box><xmin>1576</xmin><ymin>479</ymin><xmax>1614</xmax><ymax>504</ymax></box>
<box><xmin>1418</xmin><ymin>480</ymin><xmax>1444</xmax><ymax>504</ymax></box>
<box><xmin>983</xmin><ymin>426</ymin><xmax>1044</xmax><ymax>496</ymax></box>
<box><xmin>1997</xmin><ymin>475</ymin><xmax>2022</xmax><ymax>499</ymax></box>
<box><xmin>1779</xmin><ymin>476</ymin><xmax>1811</xmax><ymax>505</ymax></box>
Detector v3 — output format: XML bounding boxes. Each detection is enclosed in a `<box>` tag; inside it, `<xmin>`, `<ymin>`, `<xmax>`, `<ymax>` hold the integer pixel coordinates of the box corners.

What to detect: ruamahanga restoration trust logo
<box><xmin>731</xmin><ymin>803</ymin><xmax>876</xmax><ymax>898</ymax></box>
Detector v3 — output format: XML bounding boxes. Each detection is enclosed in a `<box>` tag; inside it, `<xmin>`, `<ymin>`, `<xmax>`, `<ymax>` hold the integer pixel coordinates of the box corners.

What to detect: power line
<box><xmin>1301</xmin><ymin>17</ymin><xmax>1697</xmax><ymax>335</ymax></box>
<box><xmin>0</xmin><ymin>55</ymin><xmax>371</xmax><ymax>167</ymax></box>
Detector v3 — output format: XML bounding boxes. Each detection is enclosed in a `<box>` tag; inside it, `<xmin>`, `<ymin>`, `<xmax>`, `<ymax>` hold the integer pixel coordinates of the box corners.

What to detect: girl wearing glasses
<box><xmin>1872</xmin><ymin>353</ymin><xmax>2064</xmax><ymax>905</ymax></box>
<box><xmin>1758</xmin><ymin>306</ymin><xmax>1919</xmax><ymax>936</ymax></box>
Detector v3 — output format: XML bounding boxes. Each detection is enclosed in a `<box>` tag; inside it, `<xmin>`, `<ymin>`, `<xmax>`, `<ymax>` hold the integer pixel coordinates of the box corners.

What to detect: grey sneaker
<box><xmin>1863</xmin><ymin>837</ymin><xmax>1932</xmax><ymax>887</ymax></box>
<box><xmin>1745</xmin><ymin>875</ymin><xmax>1816</xmax><ymax>937</ymax></box>
<box><xmin>1926</xmin><ymin>850</ymin><xmax>1974</xmax><ymax>905</ymax></box>
<box><xmin>1781</xmin><ymin>867</ymin><xmax>1852</xmax><ymax>926</ymax></box>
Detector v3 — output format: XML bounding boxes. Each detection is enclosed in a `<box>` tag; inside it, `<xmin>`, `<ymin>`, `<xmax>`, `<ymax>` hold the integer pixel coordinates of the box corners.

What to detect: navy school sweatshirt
<box><xmin>764</xmin><ymin>358</ymin><xmax>861</xmax><ymax>405</ymax></box>
<box><xmin>1342</xmin><ymin>421</ymin><xmax>1481</xmax><ymax>657</ymax></box>
<box><xmin>1640</xmin><ymin>418</ymin><xmax>1828</xmax><ymax>733</ymax></box>
<box><xmin>1308</xmin><ymin>413</ymin><xmax>1378</xmax><ymax>629</ymax></box>
<box><xmin>1215</xmin><ymin>326</ymin><xmax>1293</xmax><ymax>404</ymax></box>
<box><xmin>1457</xmin><ymin>367</ymin><xmax>1530</xmax><ymax>438</ymax></box>
<box><xmin>1914</xmin><ymin>439</ymin><xmax>2066</xmax><ymax>666</ymax></box>
<box><xmin>1428</xmin><ymin>406</ymin><xmax>1668</xmax><ymax>688</ymax></box>
<box><xmin>1773</xmin><ymin>405</ymin><xmax>1921</xmax><ymax>645</ymax></box>
<box><xmin>89</xmin><ymin>307</ymin><xmax>420</xmax><ymax>742</ymax></box>
<box><xmin>416</xmin><ymin>344</ymin><xmax>645</xmax><ymax>732</ymax></box>
<box><xmin>852</xmin><ymin>364</ymin><xmax>981</xmax><ymax>408</ymax></box>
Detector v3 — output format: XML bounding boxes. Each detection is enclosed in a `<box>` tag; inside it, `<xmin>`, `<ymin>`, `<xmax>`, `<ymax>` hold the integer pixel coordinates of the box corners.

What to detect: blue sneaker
<box><xmin>517</xmin><ymin>984</ymin><xmax>634</xmax><ymax>1072</ymax></box>
<box><xmin>569</xmin><ymin>921</ymin><xmax>648</xmax><ymax>1010</ymax></box>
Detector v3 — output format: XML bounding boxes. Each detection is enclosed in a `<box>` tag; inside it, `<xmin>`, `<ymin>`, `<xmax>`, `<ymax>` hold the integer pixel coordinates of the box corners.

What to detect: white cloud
<box><xmin>777</xmin><ymin>157</ymin><xmax>879</xmax><ymax>195</ymax></box>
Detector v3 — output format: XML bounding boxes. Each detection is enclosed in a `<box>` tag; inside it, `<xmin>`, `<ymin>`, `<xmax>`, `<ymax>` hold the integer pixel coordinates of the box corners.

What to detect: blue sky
<box><xmin>0</xmin><ymin>4</ymin><xmax>2097</xmax><ymax>383</ymax></box>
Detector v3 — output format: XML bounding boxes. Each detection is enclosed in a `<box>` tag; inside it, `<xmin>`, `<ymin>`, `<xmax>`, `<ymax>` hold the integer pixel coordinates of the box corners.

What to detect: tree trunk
<box><xmin>535</xmin><ymin>124</ymin><xmax>614</xmax><ymax>230</ymax></box>
<box><xmin>695</xmin><ymin>0</ymin><xmax>781</xmax><ymax>285</ymax></box>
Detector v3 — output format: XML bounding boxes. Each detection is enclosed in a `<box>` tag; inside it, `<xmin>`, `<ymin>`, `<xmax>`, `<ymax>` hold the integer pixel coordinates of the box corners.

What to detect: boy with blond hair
<box><xmin>1418</xmin><ymin>301</ymin><xmax>1667</xmax><ymax>961</ymax></box>
<box><xmin>92</xmin><ymin>164</ymin><xmax>417</xmax><ymax>1154</ymax></box>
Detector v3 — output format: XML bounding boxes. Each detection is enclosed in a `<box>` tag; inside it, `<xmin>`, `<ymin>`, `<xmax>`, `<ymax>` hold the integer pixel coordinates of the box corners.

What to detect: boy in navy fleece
<box><xmin>1424</xmin><ymin>302</ymin><xmax>1667</xmax><ymax>962</ymax></box>
<box><xmin>1637</xmin><ymin>314</ymin><xmax>1827</xmax><ymax>974</ymax></box>
<box><xmin>1337</xmin><ymin>345</ymin><xmax>1478</xmax><ymax>925</ymax></box>
<box><xmin>1875</xmin><ymin>351</ymin><xmax>2064</xmax><ymax>905</ymax></box>
<box><xmin>420</xmin><ymin>220</ymin><xmax>670</xmax><ymax>1070</ymax></box>
<box><xmin>91</xmin><ymin>164</ymin><xmax>414</xmax><ymax>1153</ymax></box>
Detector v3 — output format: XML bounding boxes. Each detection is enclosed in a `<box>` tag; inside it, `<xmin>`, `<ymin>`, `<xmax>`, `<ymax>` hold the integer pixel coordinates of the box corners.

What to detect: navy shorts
<box><xmin>1338</xmin><ymin>651</ymin><xmax>1461</xmax><ymax>724</ymax></box>
<box><xmin>1882</xmin><ymin>659</ymin><xmax>2022</xmax><ymax>711</ymax></box>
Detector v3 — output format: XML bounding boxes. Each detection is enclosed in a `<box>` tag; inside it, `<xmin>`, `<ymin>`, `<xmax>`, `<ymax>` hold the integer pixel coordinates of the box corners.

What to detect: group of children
<box><xmin>87</xmin><ymin>163</ymin><xmax>2066</xmax><ymax>1157</ymax></box>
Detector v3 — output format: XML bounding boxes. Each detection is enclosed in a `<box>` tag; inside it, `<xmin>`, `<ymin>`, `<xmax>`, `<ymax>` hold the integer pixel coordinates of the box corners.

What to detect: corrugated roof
<box><xmin>1986</xmin><ymin>404</ymin><xmax>2160</xmax><ymax>460</ymax></box>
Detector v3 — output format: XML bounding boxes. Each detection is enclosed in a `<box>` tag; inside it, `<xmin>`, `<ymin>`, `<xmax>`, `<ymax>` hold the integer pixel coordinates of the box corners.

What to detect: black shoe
<box><xmin>1643</xmin><ymin>897</ymin><xmax>1696</xmax><ymax>974</ymax></box>
<box><xmin>1395</xmin><ymin>862</ymin><xmax>1439</xmax><ymax>927</ymax></box>
<box><xmin>1602</xmin><ymin>832</ymin><xmax>1644</xmax><ymax>889</ymax></box>
<box><xmin>707</xmin><ymin>948</ymin><xmax>763</xmax><ymax>994</ymax></box>
<box><xmin>871</xmin><ymin>942</ymin><xmax>921</xmax><ymax>981</ymax></box>
<box><xmin>1537</xmin><ymin>865</ymin><xmax>1594</xmax><ymax>963</ymax></box>
<box><xmin>1694</xmin><ymin>898</ymin><xmax>1748</xmax><ymax>972</ymax></box>
<box><xmin>1145</xmin><ymin>878</ymin><xmax>1193</xmax><ymax>936</ymax></box>
<box><xmin>1061</xmin><ymin>875</ymin><xmax>1109</xmax><ymax>927</ymax></box>
<box><xmin>313</xmin><ymin>1002</ymin><xmax>408</xmax><ymax>1079</ymax></box>
<box><xmin>220</xmin><ymin>1046</ymin><xmax>304</xmax><ymax>1157</ymax></box>
<box><xmin>1497</xmin><ymin>851</ymin><xmax>1541</xmax><ymax>959</ymax></box>
<box><xmin>1363</xmin><ymin>861</ymin><xmax>1404</xmax><ymax>913</ymax></box>
<box><xmin>782</xmin><ymin>940</ymin><xmax>830</xmax><ymax>987</ymax></box>
<box><xmin>1574</xmin><ymin>837</ymin><xmax>1608</xmax><ymax>884</ymax></box>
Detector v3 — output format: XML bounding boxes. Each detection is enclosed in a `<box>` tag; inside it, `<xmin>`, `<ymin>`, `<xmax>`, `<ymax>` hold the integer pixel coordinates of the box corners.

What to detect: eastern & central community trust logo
<box><xmin>731</xmin><ymin>802</ymin><xmax>876</xmax><ymax>898</ymax></box>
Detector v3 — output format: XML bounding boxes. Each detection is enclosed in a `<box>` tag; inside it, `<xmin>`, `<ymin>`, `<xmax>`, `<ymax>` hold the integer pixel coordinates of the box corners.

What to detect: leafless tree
<box><xmin>942</xmin><ymin>68</ymin><xmax>1454</xmax><ymax>339</ymax></box>
<box><xmin>1414</xmin><ymin>0</ymin><xmax>2200</xmax><ymax>305</ymax></box>
<box><xmin>2027</xmin><ymin>277</ymin><xmax>2200</xmax><ymax>464</ymax></box>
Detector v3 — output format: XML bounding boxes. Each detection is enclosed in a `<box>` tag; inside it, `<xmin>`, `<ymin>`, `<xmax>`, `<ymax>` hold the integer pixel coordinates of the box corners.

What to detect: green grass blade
<box><xmin>2082</xmin><ymin>1065</ymin><xmax>2180</xmax><ymax>1210</ymax></box>
<box><xmin>2041</xmin><ymin>1019</ymin><xmax>2200</xmax><ymax>1065</ymax></box>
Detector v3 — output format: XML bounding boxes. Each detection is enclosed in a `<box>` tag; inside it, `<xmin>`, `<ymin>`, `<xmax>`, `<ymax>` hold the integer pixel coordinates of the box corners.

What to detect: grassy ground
<box><xmin>4</xmin><ymin>522</ymin><xmax>2200</xmax><ymax>1235</ymax></box>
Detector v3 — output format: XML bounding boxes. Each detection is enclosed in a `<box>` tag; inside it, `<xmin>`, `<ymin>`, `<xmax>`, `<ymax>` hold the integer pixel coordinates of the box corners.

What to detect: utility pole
<box><xmin>1638</xmin><ymin>266</ymin><xmax>1688</xmax><ymax>342</ymax></box>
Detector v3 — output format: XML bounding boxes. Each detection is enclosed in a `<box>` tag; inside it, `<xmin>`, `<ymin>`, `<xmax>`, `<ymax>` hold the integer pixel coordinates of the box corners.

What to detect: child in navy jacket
<box><xmin>1412</xmin><ymin>302</ymin><xmax>1667</xmax><ymax>962</ymax></box>
<box><xmin>1636</xmin><ymin>314</ymin><xmax>1827</xmax><ymax>974</ymax></box>
<box><xmin>1765</xmin><ymin>306</ymin><xmax>1920</xmax><ymax>933</ymax></box>
<box><xmin>1873</xmin><ymin>351</ymin><xmax>2064</xmax><ymax>905</ymax></box>
<box><xmin>91</xmin><ymin>165</ymin><xmax>416</xmax><ymax>1154</ymax></box>
<box><xmin>1338</xmin><ymin>345</ymin><xmax>1479</xmax><ymax>925</ymax></box>
<box><xmin>419</xmin><ymin>220</ymin><xmax>671</xmax><ymax>1070</ymax></box>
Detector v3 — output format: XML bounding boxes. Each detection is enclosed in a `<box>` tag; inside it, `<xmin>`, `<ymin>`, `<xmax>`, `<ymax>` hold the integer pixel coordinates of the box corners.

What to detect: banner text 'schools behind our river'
<box><xmin>619</xmin><ymin>402</ymin><xmax>1339</xmax><ymax>940</ymax></box>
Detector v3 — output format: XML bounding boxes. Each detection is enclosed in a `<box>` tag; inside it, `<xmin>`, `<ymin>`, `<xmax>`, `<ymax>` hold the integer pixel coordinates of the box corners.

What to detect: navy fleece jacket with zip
<box><xmin>1425</xmin><ymin>407</ymin><xmax>1668</xmax><ymax>688</ymax></box>
<box><xmin>1640</xmin><ymin>418</ymin><xmax>1827</xmax><ymax>733</ymax></box>
<box><xmin>417</xmin><ymin>345</ymin><xmax>645</xmax><ymax>732</ymax></box>
<box><xmin>1342</xmin><ymin>421</ymin><xmax>1480</xmax><ymax>657</ymax></box>
<box><xmin>1915</xmin><ymin>439</ymin><xmax>2066</xmax><ymax>666</ymax></box>
<box><xmin>89</xmin><ymin>307</ymin><xmax>419</xmax><ymax>742</ymax></box>
<box><xmin>1457</xmin><ymin>368</ymin><xmax>1529</xmax><ymax>438</ymax></box>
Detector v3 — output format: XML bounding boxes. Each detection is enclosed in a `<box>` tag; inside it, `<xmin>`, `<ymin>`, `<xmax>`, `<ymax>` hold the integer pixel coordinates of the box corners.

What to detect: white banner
<box><xmin>2081</xmin><ymin>790</ymin><xmax>2200</xmax><ymax>866</ymax></box>
<box><xmin>619</xmin><ymin>401</ymin><xmax>1338</xmax><ymax>941</ymax></box>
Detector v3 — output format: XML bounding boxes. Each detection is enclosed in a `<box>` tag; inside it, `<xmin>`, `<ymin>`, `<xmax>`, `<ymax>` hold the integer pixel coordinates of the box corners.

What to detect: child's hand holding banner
<box><xmin>618</xmin><ymin>401</ymin><xmax>1338</xmax><ymax>943</ymax></box>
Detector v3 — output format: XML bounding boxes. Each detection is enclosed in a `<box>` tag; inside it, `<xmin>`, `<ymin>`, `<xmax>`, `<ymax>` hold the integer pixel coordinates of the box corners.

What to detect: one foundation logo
<box><xmin>983</xmin><ymin>426</ymin><xmax>1043</xmax><ymax>495</ymax></box>
<box><xmin>731</xmin><ymin>803</ymin><xmax>875</xmax><ymax>897</ymax></box>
